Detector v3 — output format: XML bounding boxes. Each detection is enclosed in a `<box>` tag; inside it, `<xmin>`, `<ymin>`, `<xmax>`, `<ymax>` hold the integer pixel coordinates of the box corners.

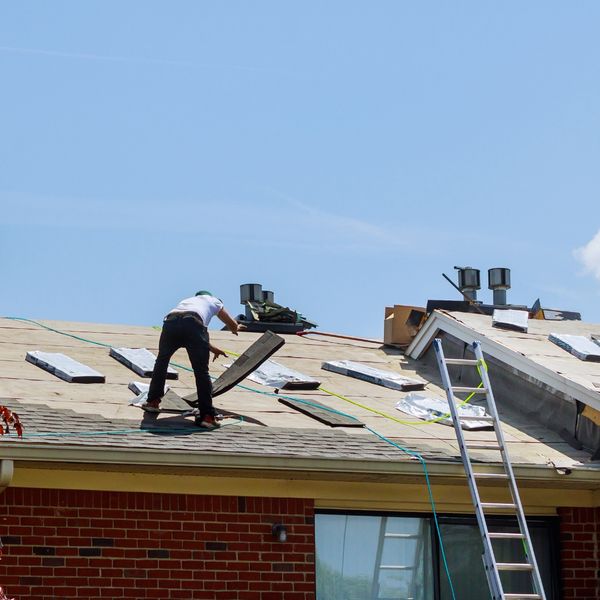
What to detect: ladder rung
<box><xmin>384</xmin><ymin>533</ymin><xmax>419</xmax><ymax>539</ymax></box>
<box><xmin>467</xmin><ymin>442</ymin><xmax>503</xmax><ymax>451</ymax></box>
<box><xmin>458</xmin><ymin>415</ymin><xmax>494</xmax><ymax>421</ymax></box>
<box><xmin>496</xmin><ymin>562</ymin><xmax>534</xmax><ymax>571</ymax></box>
<box><xmin>379</xmin><ymin>565</ymin><xmax>414</xmax><ymax>570</ymax></box>
<box><xmin>488</xmin><ymin>532</ymin><xmax>525</xmax><ymax>540</ymax></box>
<box><xmin>444</xmin><ymin>358</ymin><xmax>480</xmax><ymax>366</ymax></box>
<box><xmin>452</xmin><ymin>386</ymin><xmax>487</xmax><ymax>394</ymax></box>
<box><xmin>504</xmin><ymin>595</ymin><xmax>542</xmax><ymax>599</ymax></box>
<box><xmin>473</xmin><ymin>472</ymin><xmax>508</xmax><ymax>479</ymax></box>
<box><xmin>481</xmin><ymin>502</ymin><xmax>516</xmax><ymax>510</ymax></box>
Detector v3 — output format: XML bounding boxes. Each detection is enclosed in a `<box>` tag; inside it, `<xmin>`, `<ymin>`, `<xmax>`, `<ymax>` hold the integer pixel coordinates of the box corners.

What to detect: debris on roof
<box><xmin>322</xmin><ymin>360</ymin><xmax>425</xmax><ymax>392</ymax></box>
<box><xmin>492</xmin><ymin>309</ymin><xmax>528</xmax><ymax>333</ymax></box>
<box><xmin>235</xmin><ymin>283</ymin><xmax>317</xmax><ymax>334</ymax></box>
<box><xmin>184</xmin><ymin>330</ymin><xmax>285</xmax><ymax>404</ymax></box>
<box><xmin>131</xmin><ymin>389</ymin><xmax>193</xmax><ymax>414</ymax></box>
<box><xmin>240</xmin><ymin>359</ymin><xmax>320</xmax><ymax>390</ymax></box>
<box><xmin>26</xmin><ymin>351</ymin><xmax>105</xmax><ymax>383</ymax></box>
<box><xmin>277</xmin><ymin>397</ymin><xmax>363</xmax><ymax>428</ymax></box>
<box><xmin>396</xmin><ymin>392</ymin><xmax>492</xmax><ymax>430</ymax></box>
<box><xmin>548</xmin><ymin>333</ymin><xmax>600</xmax><ymax>362</ymax></box>
<box><xmin>110</xmin><ymin>347</ymin><xmax>178</xmax><ymax>379</ymax></box>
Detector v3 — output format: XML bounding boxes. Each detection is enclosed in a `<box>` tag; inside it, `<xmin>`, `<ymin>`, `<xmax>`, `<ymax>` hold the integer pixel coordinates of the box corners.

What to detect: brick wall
<box><xmin>558</xmin><ymin>507</ymin><xmax>600</xmax><ymax>600</ymax></box>
<box><xmin>0</xmin><ymin>488</ymin><xmax>315</xmax><ymax>600</ymax></box>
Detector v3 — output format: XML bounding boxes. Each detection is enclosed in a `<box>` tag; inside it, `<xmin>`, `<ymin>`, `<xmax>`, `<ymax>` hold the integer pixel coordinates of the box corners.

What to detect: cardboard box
<box><xmin>384</xmin><ymin>305</ymin><xmax>427</xmax><ymax>347</ymax></box>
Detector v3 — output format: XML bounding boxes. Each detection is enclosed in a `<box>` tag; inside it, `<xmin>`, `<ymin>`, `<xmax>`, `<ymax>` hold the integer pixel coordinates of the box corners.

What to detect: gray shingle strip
<box><xmin>0</xmin><ymin>400</ymin><xmax>418</xmax><ymax>462</ymax></box>
<box><xmin>277</xmin><ymin>397</ymin><xmax>364</xmax><ymax>427</ymax></box>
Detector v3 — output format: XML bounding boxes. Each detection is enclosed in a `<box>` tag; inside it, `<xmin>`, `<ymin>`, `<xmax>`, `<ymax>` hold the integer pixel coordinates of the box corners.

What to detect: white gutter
<box><xmin>0</xmin><ymin>459</ymin><xmax>14</xmax><ymax>493</ymax></box>
<box><xmin>407</xmin><ymin>311</ymin><xmax>600</xmax><ymax>412</ymax></box>
<box><xmin>1</xmin><ymin>442</ymin><xmax>599</xmax><ymax>486</ymax></box>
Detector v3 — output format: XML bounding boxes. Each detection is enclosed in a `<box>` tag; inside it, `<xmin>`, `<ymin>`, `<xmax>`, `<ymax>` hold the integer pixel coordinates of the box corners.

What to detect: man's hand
<box><xmin>232</xmin><ymin>322</ymin><xmax>247</xmax><ymax>335</ymax></box>
<box><xmin>218</xmin><ymin>308</ymin><xmax>247</xmax><ymax>335</ymax></box>
<box><xmin>210</xmin><ymin>345</ymin><xmax>227</xmax><ymax>362</ymax></box>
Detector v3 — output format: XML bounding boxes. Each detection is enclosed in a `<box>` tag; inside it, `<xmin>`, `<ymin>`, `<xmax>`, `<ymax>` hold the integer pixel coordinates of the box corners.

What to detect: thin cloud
<box><xmin>265</xmin><ymin>191</ymin><xmax>408</xmax><ymax>248</ymax></box>
<box><xmin>574</xmin><ymin>229</ymin><xmax>600</xmax><ymax>280</ymax></box>
<box><xmin>0</xmin><ymin>45</ymin><xmax>288</xmax><ymax>74</ymax></box>
<box><xmin>0</xmin><ymin>45</ymin><xmax>191</xmax><ymax>66</ymax></box>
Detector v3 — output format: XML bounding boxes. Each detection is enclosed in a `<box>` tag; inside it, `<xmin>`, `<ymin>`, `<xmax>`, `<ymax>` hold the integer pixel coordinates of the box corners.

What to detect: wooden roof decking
<box><xmin>0</xmin><ymin>316</ymin><xmax>592</xmax><ymax>470</ymax></box>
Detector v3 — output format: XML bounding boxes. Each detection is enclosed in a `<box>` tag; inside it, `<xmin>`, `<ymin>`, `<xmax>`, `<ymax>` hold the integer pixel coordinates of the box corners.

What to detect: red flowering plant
<box><xmin>0</xmin><ymin>406</ymin><xmax>22</xmax><ymax>437</ymax></box>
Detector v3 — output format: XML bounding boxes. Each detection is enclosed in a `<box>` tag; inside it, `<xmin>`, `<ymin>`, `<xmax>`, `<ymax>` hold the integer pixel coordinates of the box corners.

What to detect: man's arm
<box><xmin>209</xmin><ymin>344</ymin><xmax>228</xmax><ymax>362</ymax></box>
<box><xmin>217</xmin><ymin>308</ymin><xmax>246</xmax><ymax>335</ymax></box>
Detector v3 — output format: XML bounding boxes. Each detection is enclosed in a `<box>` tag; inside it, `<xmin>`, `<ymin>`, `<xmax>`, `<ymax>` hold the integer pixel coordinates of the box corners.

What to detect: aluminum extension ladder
<box><xmin>433</xmin><ymin>339</ymin><xmax>546</xmax><ymax>600</ymax></box>
<box><xmin>371</xmin><ymin>517</ymin><xmax>425</xmax><ymax>600</ymax></box>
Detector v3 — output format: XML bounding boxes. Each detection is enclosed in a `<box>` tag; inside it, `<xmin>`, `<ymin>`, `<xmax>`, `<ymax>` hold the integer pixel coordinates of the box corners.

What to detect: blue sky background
<box><xmin>2</xmin><ymin>1</ymin><xmax>599</xmax><ymax>337</ymax></box>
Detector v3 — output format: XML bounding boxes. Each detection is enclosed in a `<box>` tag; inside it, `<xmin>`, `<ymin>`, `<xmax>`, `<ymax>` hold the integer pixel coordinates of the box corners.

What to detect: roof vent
<box><xmin>237</xmin><ymin>283</ymin><xmax>317</xmax><ymax>334</ymax></box>
<box><xmin>488</xmin><ymin>267</ymin><xmax>511</xmax><ymax>306</ymax></box>
<box><xmin>240</xmin><ymin>283</ymin><xmax>263</xmax><ymax>303</ymax></box>
<box><xmin>454</xmin><ymin>266</ymin><xmax>480</xmax><ymax>301</ymax></box>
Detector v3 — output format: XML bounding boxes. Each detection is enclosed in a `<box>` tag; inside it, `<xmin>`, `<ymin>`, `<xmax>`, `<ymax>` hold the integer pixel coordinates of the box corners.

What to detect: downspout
<box><xmin>0</xmin><ymin>459</ymin><xmax>14</xmax><ymax>493</ymax></box>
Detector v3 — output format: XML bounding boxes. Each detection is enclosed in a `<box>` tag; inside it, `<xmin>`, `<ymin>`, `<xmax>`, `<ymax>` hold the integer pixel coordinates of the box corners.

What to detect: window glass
<box><xmin>315</xmin><ymin>514</ymin><xmax>433</xmax><ymax>600</ymax></box>
<box><xmin>438</xmin><ymin>522</ymin><xmax>554</xmax><ymax>600</ymax></box>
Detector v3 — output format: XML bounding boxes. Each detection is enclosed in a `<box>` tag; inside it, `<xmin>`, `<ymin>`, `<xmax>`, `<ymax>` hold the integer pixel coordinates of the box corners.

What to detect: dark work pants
<box><xmin>148</xmin><ymin>316</ymin><xmax>214</xmax><ymax>417</ymax></box>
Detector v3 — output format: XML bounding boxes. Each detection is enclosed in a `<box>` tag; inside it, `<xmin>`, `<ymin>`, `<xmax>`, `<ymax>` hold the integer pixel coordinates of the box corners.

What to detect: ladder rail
<box><xmin>433</xmin><ymin>339</ymin><xmax>505</xmax><ymax>598</ymax></box>
<box><xmin>472</xmin><ymin>342</ymin><xmax>547</xmax><ymax>598</ymax></box>
<box><xmin>434</xmin><ymin>338</ymin><xmax>547</xmax><ymax>600</ymax></box>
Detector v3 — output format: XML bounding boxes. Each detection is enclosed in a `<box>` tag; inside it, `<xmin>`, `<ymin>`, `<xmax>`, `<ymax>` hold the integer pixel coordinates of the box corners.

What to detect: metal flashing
<box><xmin>322</xmin><ymin>360</ymin><xmax>425</xmax><ymax>392</ymax></box>
<box><xmin>548</xmin><ymin>333</ymin><xmax>600</xmax><ymax>362</ymax></box>
<box><xmin>110</xmin><ymin>347</ymin><xmax>178</xmax><ymax>379</ymax></box>
<box><xmin>492</xmin><ymin>309</ymin><xmax>528</xmax><ymax>333</ymax></box>
<box><xmin>396</xmin><ymin>392</ymin><xmax>492</xmax><ymax>430</ymax></box>
<box><xmin>242</xmin><ymin>359</ymin><xmax>320</xmax><ymax>390</ymax></box>
<box><xmin>25</xmin><ymin>351</ymin><xmax>105</xmax><ymax>383</ymax></box>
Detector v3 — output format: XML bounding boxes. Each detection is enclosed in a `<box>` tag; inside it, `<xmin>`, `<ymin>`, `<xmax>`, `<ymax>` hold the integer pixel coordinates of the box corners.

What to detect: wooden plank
<box><xmin>184</xmin><ymin>331</ymin><xmax>285</xmax><ymax>403</ymax></box>
<box><xmin>277</xmin><ymin>397</ymin><xmax>363</xmax><ymax>428</ymax></box>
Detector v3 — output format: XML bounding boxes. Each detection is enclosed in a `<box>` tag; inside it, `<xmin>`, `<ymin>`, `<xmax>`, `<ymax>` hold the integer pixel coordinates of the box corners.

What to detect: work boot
<box><xmin>195</xmin><ymin>414</ymin><xmax>221</xmax><ymax>429</ymax></box>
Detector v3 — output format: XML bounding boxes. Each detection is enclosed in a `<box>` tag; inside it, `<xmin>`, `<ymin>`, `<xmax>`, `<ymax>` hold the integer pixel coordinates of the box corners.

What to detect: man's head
<box><xmin>195</xmin><ymin>290</ymin><xmax>213</xmax><ymax>297</ymax></box>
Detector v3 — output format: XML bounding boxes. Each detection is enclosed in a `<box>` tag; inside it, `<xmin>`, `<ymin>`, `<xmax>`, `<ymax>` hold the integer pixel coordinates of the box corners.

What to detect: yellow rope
<box><xmin>222</xmin><ymin>342</ymin><xmax>488</xmax><ymax>427</ymax></box>
<box><xmin>319</xmin><ymin>359</ymin><xmax>488</xmax><ymax>425</ymax></box>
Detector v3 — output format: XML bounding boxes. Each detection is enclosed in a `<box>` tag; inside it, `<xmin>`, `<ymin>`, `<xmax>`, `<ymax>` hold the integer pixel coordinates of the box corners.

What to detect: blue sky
<box><xmin>2</xmin><ymin>2</ymin><xmax>599</xmax><ymax>337</ymax></box>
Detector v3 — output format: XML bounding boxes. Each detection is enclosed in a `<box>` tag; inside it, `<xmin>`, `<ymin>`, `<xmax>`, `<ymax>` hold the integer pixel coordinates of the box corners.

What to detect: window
<box><xmin>315</xmin><ymin>514</ymin><xmax>433</xmax><ymax>600</ymax></box>
<box><xmin>315</xmin><ymin>512</ymin><xmax>558</xmax><ymax>600</ymax></box>
<box><xmin>438</xmin><ymin>517</ymin><xmax>557</xmax><ymax>600</ymax></box>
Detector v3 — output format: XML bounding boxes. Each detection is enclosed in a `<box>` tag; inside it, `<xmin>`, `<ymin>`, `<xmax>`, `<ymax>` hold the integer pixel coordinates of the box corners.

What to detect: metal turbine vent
<box><xmin>454</xmin><ymin>266</ymin><xmax>481</xmax><ymax>301</ymax></box>
<box><xmin>488</xmin><ymin>267</ymin><xmax>511</xmax><ymax>305</ymax></box>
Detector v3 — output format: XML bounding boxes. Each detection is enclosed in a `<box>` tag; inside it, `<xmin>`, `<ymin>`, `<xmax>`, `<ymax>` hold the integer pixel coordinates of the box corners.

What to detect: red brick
<box><xmin>0</xmin><ymin>488</ymin><xmax>316</xmax><ymax>599</ymax></box>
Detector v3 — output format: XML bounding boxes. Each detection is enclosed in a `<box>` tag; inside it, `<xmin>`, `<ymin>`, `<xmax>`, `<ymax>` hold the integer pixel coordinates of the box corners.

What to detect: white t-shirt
<box><xmin>170</xmin><ymin>295</ymin><xmax>224</xmax><ymax>326</ymax></box>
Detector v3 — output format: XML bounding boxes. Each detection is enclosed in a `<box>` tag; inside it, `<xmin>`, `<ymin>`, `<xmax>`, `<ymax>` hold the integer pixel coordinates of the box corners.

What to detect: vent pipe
<box><xmin>488</xmin><ymin>268</ymin><xmax>511</xmax><ymax>305</ymax></box>
<box><xmin>262</xmin><ymin>290</ymin><xmax>274</xmax><ymax>303</ymax></box>
<box><xmin>454</xmin><ymin>266</ymin><xmax>481</xmax><ymax>301</ymax></box>
<box><xmin>240</xmin><ymin>283</ymin><xmax>263</xmax><ymax>304</ymax></box>
<box><xmin>240</xmin><ymin>283</ymin><xmax>263</xmax><ymax>320</ymax></box>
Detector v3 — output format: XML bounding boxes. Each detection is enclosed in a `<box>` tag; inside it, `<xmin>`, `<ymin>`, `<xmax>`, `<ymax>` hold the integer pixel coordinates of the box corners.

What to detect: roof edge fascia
<box><xmin>1</xmin><ymin>443</ymin><xmax>599</xmax><ymax>486</ymax></box>
<box><xmin>407</xmin><ymin>311</ymin><xmax>600</xmax><ymax>412</ymax></box>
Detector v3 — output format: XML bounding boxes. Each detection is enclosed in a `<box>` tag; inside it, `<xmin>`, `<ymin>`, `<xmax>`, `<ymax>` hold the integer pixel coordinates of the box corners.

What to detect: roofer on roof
<box><xmin>143</xmin><ymin>291</ymin><xmax>245</xmax><ymax>429</ymax></box>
